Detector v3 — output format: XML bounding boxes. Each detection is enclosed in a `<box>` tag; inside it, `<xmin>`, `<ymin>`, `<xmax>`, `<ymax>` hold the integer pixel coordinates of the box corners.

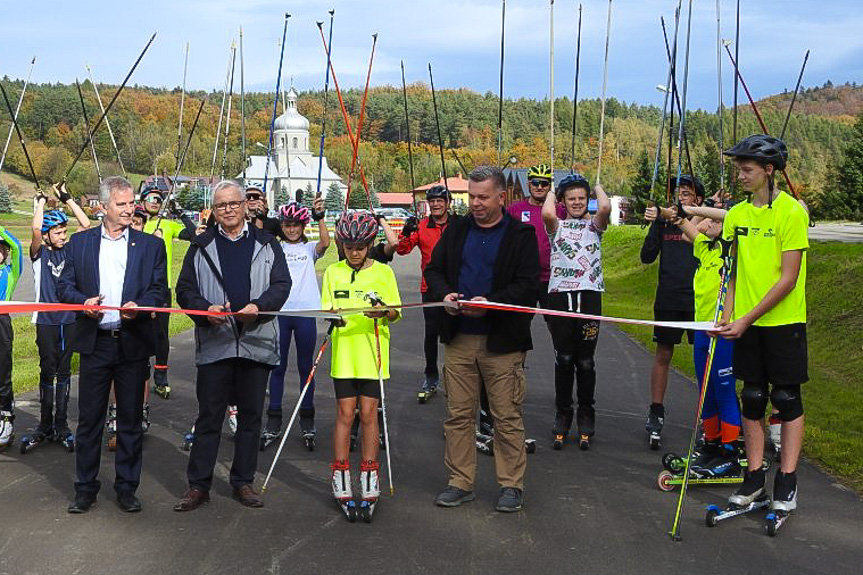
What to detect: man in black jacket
<box><xmin>640</xmin><ymin>175</ymin><xmax>704</xmax><ymax>449</ymax></box>
<box><xmin>425</xmin><ymin>166</ymin><xmax>539</xmax><ymax>513</ymax></box>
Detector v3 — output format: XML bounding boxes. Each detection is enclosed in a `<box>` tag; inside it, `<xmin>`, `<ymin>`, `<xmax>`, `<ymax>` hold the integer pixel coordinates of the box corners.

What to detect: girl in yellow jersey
<box><xmin>321</xmin><ymin>211</ymin><xmax>400</xmax><ymax>522</ymax></box>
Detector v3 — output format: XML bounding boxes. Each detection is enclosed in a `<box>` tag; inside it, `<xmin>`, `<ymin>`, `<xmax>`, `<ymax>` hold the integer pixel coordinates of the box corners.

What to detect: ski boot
<box><xmin>299</xmin><ymin>408</ymin><xmax>316</xmax><ymax>451</ymax></box>
<box><xmin>691</xmin><ymin>443</ymin><xmax>740</xmax><ymax>478</ymax></box>
<box><xmin>331</xmin><ymin>459</ymin><xmax>357</xmax><ymax>523</ymax></box>
<box><xmin>55</xmin><ymin>425</ymin><xmax>75</xmax><ymax>452</ymax></box>
<box><xmin>142</xmin><ymin>403</ymin><xmax>151</xmax><ymax>433</ymax></box>
<box><xmin>359</xmin><ymin>459</ymin><xmax>380</xmax><ymax>523</ymax></box>
<box><xmin>0</xmin><ymin>410</ymin><xmax>14</xmax><ymax>452</ymax></box>
<box><xmin>106</xmin><ymin>403</ymin><xmax>117</xmax><ymax>452</ymax></box>
<box><xmin>181</xmin><ymin>425</ymin><xmax>195</xmax><ymax>451</ymax></box>
<box><xmin>576</xmin><ymin>405</ymin><xmax>595</xmax><ymax>451</ymax></box>
<box><xmin>417</xmin><ymin>375</ymin><xmax>439</xmax><ymax>404</ymax></box>
<box><xmin>19</xmin><ymin>422</ymin><xmax>56</xmax><ymax>454</ymax></box>
<box><xmin>765</xmin><ymin>471</ymin><xmax>796</xmax><ymax>537</ymax></box>
<box><xmin>476</xmin><ymin>408</ymin><xmax>495</xmax><ymax>456</ymax></box>
<box><xmin>645</xmin><ymin>403</ymin><xmax>665</xmax><ymax>450</ymax></box>
<box><xmin>705</xmin><ymin>467</ymin><xmax>770</xmax><ymax>527</ymax></box>
<box><xmin>259</xmin><ymin>408</ymin><xmax>282</xmax><ymax>452</ymax></box>
<box><xmin>768</xmin><ymin>413</ymin><xmax>782</xmax><ymax>461</ymax></box>
<box><xmin>153</xmin><ymin>367</ymin><xmax>171</xmax><ymax>400</ymax></box>
<box><xmin>552</xmin><ymin>409</ymin><xmax>574</xmax><ymax>451</ymax></box>
<box><xmin>227</xmin><ymin>405</ymin><xmax>238</xmax><ymax>436</ymax></box>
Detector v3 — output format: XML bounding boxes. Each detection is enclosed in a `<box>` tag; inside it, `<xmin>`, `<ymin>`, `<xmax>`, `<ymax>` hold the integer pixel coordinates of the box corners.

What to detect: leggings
<box><xmin>268</xmin><ymin>315</ymin><xmax>317</xmax><ymax>412</ymax></box>
<box><xmin>421</xmin><ymin>291</ymin><xmax>441</xmax><ymax>377</ymax></box>
<box><xmin>693</xmin><ymin>331</ymin><xmax>741</xmax><ymax>444</ymax></box>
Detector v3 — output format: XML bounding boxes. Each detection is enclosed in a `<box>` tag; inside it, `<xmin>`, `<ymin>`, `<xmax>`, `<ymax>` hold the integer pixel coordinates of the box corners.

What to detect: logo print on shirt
<box><xmin>521</xmin><ymin>211</ymin><xmax>531</xmax><ymax>223</ymax></box>
<box><xmin>334</xmin><ymin>290</ymin><xmax>349</xmax><ymax>299</ymax></box>
<box><xmin>47</xmin><ymin>259</ymin><xmax>65</xmax><ymax>279</ymax></box>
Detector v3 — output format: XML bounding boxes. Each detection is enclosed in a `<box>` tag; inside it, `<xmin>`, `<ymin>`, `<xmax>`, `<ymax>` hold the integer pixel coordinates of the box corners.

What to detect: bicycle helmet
<box><xmin>556</xmin><ymin>172</ymin><xmax>590</xmax><ymax>200</ymax></box>
<box><xmin>41</xmin><ymin>210</ymin><xmax>69</xmax><ymax>234</ymax></box>
<box><xmin>527</xmin><ymin>163</ymin><xmax>553</xmax><ymax>181</ymax></box>
<box><xmin>335</xmin><ymin>211</ymin><xmax>378</xmax><ymax>244</ymax></box>
<box><xmin>279</xmin><ymin>202</ymin><xmax>311</xmax><ymax>225</ymax></box>
<box><xmin>425</xmin><ymin>185</ymin><xmax>451</xmax><ymax>201</ymax></box>
<box><xmin>723</xmin><ymin>134</ymin><xmax>788</xmax><ymax>171</ymax></box>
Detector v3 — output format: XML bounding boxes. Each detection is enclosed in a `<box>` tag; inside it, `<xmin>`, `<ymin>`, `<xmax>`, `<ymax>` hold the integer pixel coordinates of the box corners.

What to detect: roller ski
<box><xmin>142</xmin><ymin>403</ymin><xmax>151</xmax><ymax>433</ymax></box>
<box><xmin>181</xmin><ymin>425</ymin><xmax>195</xmax><ymax>451</ymax></box>
<box><xmin>765</xmin><ymin>471</ymin><xmax>797</xmax><ymax>537</ymax></box>
<box><xmin>705</xmin><ymin>467</ymin><xmax>771</xmax><ymax>527</ymax></box>
<box><xmin>658</xmin><ymin>449</ymin><xmax>770</xmax><ymax>491</ymax></box>
<box><xmin>299</xmin><ymin>408</ymin><xmax>316</xmax><ymax>451</ymax></box>
<box><xmin>576</xmin><ymin>405</ymin><xmax>595</xmax><ymax>451</ymax></box>
<box><xmin>227</xmin><ymin>405</ymin><xmax>238</xmax><ymax>436</ymax></box>
<box><xmin>106</xmin><ymin>403</ymin><xmax>117</xmax><ymax>452</ymax></box>
<box><xmin>259</xmin><ymin>408</ymin><xmax>282</xmax><ymax>452</ymax></box>
<box><xmin>645</xmin><ymin>403</ymin><xmax>664</xmax><ymax>450</ymax></box>
<box><xmin>0</xmin><ymin>410</ymin><xmax>15</xmax><ymax>452</ymax></box>
<box><xmin>348</xmin><ymin>408</ymin><xmax>385</xmax><ymax>452</ymax></box>
<box><xmin>552</xmin><ymin>409</ymin><xmax>573</xmax><ymax>451</ymax></box>
<box><xmin>19</xmin><ymin>424</ymin><xmax>56</xmax><ymax>454</ymax></box>
<box><xmin>331</xmin><ymin>459</ymin><xmax>357</xmax><ymax>523</ymax></box>
<box><xmin>476</xmin><ymin>409</ymin><xmax>536</xmax><ymax>456</ymax></box>
<box><xmin>359</xmin><ymin>460</ymin><xmax>380</xmax><ymax>523</ymax></box>
<box><xmin>153</xmin><ymin>368</ymin><xmax>171</xmax><ymax>400</ymax></box>
<box><xmin>417</xmin><ymin>375</ymin><xmax>439</xmax><ymax>404</ymax></box>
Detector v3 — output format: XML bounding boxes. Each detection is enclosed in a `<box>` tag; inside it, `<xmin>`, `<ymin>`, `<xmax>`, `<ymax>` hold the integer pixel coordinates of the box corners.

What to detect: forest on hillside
<box><xmin>1</xmin><ymin>77</ymin><xmax>861</xmax><ymax>219</ymax></box>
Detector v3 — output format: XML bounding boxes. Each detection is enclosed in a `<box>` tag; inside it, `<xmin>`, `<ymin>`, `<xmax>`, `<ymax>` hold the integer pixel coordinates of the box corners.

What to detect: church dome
<box><xmin>274</xmin><ymin>86</ymin><xmax>309</xmax><ymax>132</ymax></box>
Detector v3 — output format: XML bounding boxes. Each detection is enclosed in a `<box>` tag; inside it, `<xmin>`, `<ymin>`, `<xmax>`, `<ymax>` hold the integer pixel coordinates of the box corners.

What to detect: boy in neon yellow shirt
<box><xmin>321</xmin><ymin>211</ymin><xmax>400</xmax><ymax>522</ymax></box>
<box><xmin>713</xmin><ymin>135</ymin><xmax>808</xmax><ymax>527</ymax></box>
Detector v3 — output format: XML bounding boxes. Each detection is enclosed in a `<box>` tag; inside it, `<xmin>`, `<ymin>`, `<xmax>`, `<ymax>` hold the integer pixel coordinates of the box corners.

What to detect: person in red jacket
<box><xmin>396</xmin><ymin>185</ymin><xmax>456</xmax><ymax>401</ymax></box>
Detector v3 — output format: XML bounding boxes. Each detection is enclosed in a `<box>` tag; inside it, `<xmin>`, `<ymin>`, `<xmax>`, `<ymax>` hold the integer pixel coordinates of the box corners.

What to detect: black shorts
<box><xmin>734</xmin><ymin>323</ymin><xmax>808</xmax><ymax>386</ymax></box>
<box><xmin>653</xmin><ymin>309</ymin><xmax>695</xmax><ymax>345</ymax></box>
<box><xmin>333</xmin><ymin>378</ymin><xmax>381</xmax><ymax>400</ymax></box>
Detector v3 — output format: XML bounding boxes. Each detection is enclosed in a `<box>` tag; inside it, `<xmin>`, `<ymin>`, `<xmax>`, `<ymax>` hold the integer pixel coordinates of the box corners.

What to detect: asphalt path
<box><xmin>1</xmin><ymin>251</ymin><xmax>860</xmax><ymax>575</ymax></box>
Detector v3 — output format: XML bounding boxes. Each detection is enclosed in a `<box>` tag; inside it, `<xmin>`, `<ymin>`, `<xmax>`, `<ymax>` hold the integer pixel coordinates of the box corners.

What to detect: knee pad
<box><xmin>555</xmin><ymin>352</ymin><xmax>576</xmax><ymax>370</ymax></box>
<box><xmin>575</xmin><ymin>356</ymin><xmax>595</xmax><ymax>374</ymax></box>
<box><xmin>740</xmin><ymin>382</ymin><xmax>769</xmax><ymax>421</ymax></box>
<box><xmin>770</xmin><ymin>385</ymin><xmax>804</xmax><ymax>422</ymax></box>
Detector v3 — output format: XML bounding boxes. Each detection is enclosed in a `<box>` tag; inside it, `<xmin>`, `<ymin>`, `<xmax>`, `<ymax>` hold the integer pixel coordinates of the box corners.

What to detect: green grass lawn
<box><xmin>602</xmin><ymin>226</ymin><xmax>863</xmax><ymax>492</ymax></box>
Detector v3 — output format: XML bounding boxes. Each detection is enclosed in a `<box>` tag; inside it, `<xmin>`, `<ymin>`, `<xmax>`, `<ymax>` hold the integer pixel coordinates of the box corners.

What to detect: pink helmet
<box><xmin>278</xmin><ymin>202</ymin><xmax>311</xmax><ymax>225</ymax></box>
<box><xmin>335</xmin><ymin>211</ymin><xmax>378</xmax><ymax>244</ymax></box>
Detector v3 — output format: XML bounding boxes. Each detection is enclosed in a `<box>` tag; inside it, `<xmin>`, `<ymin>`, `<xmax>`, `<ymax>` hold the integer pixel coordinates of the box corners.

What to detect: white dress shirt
<box><xmin>218</xmin><ymin>222</ymin><xmax>250</xmax><ymax>242</ymax></box>
<box><xmin>98</xmin><ymin>225</ymin><xmax>129</xmax><ymax>330</ymax></box>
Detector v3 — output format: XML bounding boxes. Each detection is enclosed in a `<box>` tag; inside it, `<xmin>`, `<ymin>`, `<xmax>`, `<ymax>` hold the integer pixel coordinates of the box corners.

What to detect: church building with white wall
<box><xmin>241</xmin><ymin>86</ymin><xmax>347</xmax><ymax>207</ymax></box>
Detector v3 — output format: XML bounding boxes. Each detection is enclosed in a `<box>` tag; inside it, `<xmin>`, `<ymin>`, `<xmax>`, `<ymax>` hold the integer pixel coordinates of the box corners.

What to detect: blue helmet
<box><xmin>41</xmin><ymin>210</ymin><xmax>69</xmax><ymax>233</ymax></box>
<box><xmin>556</xmin><ymin>172</ymin><xmax>590</xmax><ymax>200</ymax></box>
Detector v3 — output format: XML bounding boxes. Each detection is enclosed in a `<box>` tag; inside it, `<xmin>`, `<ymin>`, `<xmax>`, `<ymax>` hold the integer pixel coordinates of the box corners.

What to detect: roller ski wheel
<box><xmin>19</xmin><ymin>428</ymin><xmax>56</xmax><ymax>455</ymax></box>
<box><xmin>153</xmin><ymin>369</ymin><xmax>171</xmax><ymax>400</ymax></box>
<box><xmin>476</xmin><ymin>432</ymin><xmax>494</xmax><ymax>456</ymax></box>
<box><xmin>705</xmin><ymin>495</ymin><xmax>771</xmax><ymax>527</ymax></box>
<box><xmin>259</xmin><ymin>431</ymin><xmax>280</xmax><ymax>452</ymax></box>
<box><xmin>417</xmin><ymin>376</ymin><xmax>439</xmax><ymax>404</ymax></box>
<box><xmin>56</xmin><ymin>428</ymin><xmax>75</xmax><ymax>452</ymax></box>
<box><xmin>648</xmin><ymin>433</ymin><xmax>661</xmax><ymax>451</ymax></box>
<box><xmin>578</xmin><ymin>434</ymin><xmax>590</xmax><ymax>451</ymax></box>
<box><xmin>552</xmin><ymin>434</ymin><xmax>565</xmax><ymax>451</ymax></box>
<box><xmin>181</xmin><ymin>428</ymin><xmax>195</xmax><ymax>452</ymax></box>
<box><xmin>765</xmin><ymin>510</ymin><xmax>789</xmax><ymax>537</ymax></box>
<box><xmin>299</xmin><ymin>410</ymin><xmax>316</xmax><ymax>452</ymax></box>
<box><xmin>525</xmin><ymin>438</ymin><xmax>537</xmax><ymax>454</ymax></box>
<box><xmin>338</xmin><ymin>499</ymin><xmax>358</xmax><ymax>522</ymax></box>
<box><xmin>657</xmin><ymin>470</ymin><xmax>676</xmax><ymax>492</ymax></box>
<box><xmin>153</xmin><ymin>385</ymin><xmax>171</xmax><ymax>400</ymax></box>
<box><xmin>662</xmin><ymin>452</ymin><xmax>688</xmax><ymax>473</ymax></box>
<box><xmin>360</xmin><ymin>500</ymin><xmax>377</xmax><ymax>523</ymax></box>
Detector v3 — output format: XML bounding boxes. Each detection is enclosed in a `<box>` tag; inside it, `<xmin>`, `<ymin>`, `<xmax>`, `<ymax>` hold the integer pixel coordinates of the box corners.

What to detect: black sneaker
<box><xmin>435</xmin><ymin>486</ymin><xmax>476</xmax><ymax>508</ymax></box>
<box><xmin>495</xmin><ymin>487</ymin><xmax>523</xmax><ymax>513</ymax></box>
<box><xmin>645</xmin><ymin>403</ymin><xmax>665</xmax><ymax>435</ymax></box>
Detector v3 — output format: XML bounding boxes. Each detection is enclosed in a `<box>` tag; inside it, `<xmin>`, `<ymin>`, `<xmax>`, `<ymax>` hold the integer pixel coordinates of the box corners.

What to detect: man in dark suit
<box><xmin>58</xmin><ymin>176</ymin><xmax>168</xmax><ymax>514</ymax></box>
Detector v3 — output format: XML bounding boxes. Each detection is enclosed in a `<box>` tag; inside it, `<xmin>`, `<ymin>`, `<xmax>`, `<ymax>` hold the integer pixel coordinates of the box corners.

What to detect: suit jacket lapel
<box><xmin>123</xmin><ymin>228</ymin><xmax>139</xmax><ymax>302</ymax></box>
<box><xmin>90</xmin><ymin>226</ymin><xmax>102</xmax><ymax>295</ymax></box>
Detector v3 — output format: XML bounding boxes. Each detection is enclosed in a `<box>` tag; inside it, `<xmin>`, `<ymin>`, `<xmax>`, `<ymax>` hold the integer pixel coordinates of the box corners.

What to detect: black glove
<box><xmin>312</xmin><ymin>207</ymin><xmax>325</xmax><ymax>221</ymax></box>
<box><xmin>374</xmin><ymin>213</ymin><xmax>387</xmax><ymax>224</ymax></box>
<box><xmin>401</xmin><ymin>216</ymin><xmax>419</xmax><ymax>237</ymax></box>
<box><xmin>168</xmin><ymin>199</ymin><xmax>184</xmax><ymax>218</ymax></box>
<box><xmin>52</xmin><ymin>182</ymin><xmax>72</xmax><ymax>204</ymax></box>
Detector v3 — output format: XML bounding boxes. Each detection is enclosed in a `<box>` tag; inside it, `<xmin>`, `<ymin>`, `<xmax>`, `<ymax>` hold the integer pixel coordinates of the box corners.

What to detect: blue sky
<box><xmin>1</xmin><ymin>0</ymin><xmax>861</xmax><ymax>111</ymax></box>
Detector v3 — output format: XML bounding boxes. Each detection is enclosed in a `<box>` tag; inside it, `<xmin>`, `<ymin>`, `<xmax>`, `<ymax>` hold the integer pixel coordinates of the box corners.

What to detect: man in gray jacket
<box><xmin>173</xmin><ymin>180</ymin><xmax>291</xmax><ymax>511</ymax></box>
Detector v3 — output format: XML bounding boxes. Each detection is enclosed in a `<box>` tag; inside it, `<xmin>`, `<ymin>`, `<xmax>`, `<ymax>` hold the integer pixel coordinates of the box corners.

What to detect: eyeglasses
<box><xmin>213</xmin><ymin>200</ymin><xmax>244</xmax><ymax>212</ymax></box>
<box><xmin>144</xmin><ymin>196</ymin><xmax>163</xmax><ymax>204</ymax></box>
<box><xmin>245</xmin><ymin>194</ymin><xmax>263</xmax><ymax>201</ymax></box>
<box><xmin>529</xmin><ymin>180</ymin><xmax>551</xmax><ymax>188</ymax></box>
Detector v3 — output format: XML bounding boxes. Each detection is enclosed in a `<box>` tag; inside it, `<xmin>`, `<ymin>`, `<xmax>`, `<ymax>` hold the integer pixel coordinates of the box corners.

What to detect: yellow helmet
<box><xmin>527</xmin><ymin>164</ymin><xmax>552</xmax><ymax>181</ymax></box>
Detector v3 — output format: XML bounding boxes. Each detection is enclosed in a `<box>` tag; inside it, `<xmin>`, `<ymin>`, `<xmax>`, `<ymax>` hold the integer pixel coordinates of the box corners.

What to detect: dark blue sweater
<box><xmin>214</xmin><ymin>231</ymin><xmax>254</xmax><ymax>311</ymax></box>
